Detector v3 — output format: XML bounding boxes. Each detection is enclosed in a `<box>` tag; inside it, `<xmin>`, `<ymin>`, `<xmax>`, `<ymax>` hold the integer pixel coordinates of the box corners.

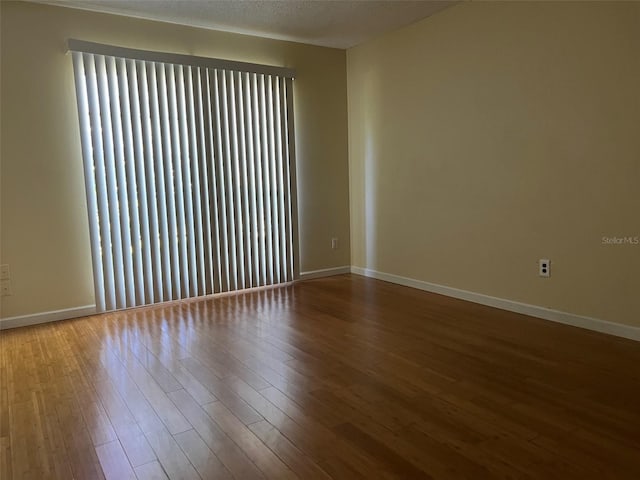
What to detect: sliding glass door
<box><xmin>71</xmin><ymin>42</ymin><xmax>298</xmax><ymax>312</ymax></box>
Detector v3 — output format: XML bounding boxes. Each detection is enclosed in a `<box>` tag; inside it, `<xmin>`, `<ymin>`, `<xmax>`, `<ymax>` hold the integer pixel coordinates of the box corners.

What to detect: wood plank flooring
<box><xmin>1</xmin><ymin>274</ymin><xmax>639</xmax><ymax>479</ymax></box>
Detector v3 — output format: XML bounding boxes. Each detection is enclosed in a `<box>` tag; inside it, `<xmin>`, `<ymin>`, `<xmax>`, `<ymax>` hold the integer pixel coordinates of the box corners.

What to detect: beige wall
<box><xmin>3</xmin><ymin>0</ymin><xmax>639</xmax><ymax>329</ymax></box>
<box><xmin>348</xmin><ymin>2</ymin><xmax>640</xmax><ymax>327</ymax></box>
<box><xmin>0</xmin><ymin>1</ymin><xmax>350</xmax><ymax>318</ymax></box>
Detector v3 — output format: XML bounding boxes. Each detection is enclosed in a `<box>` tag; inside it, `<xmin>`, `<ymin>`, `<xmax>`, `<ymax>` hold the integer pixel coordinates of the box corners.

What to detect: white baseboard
<box><xmin>350</xmin><ymin>266</ymin><xmax>640</xmax><ymax>342</ymax></box>
<box><xmin>299</xmin><ymin>266</ymin><xmax>351</xmax><ymax>281</ymax></box>
<box><xmin>0</xmin><ymin>304</ymin><xmax>97</xmax><ymax>330</ymax></box>
<box><xmin>3</xmin><ymin>268</ymin><xmax>637</xmax><ymax>342</ymax></box>
<box><xmin>0</xmin><ymin>267</ymin><xmax>349</xmax><ymax>330</ymax></box>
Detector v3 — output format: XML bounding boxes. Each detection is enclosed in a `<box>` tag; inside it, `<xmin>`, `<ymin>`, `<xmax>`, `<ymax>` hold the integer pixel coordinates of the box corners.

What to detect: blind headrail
<box><xmin>66</xmin><ymin>39</ymin><xmax>296</xmax><ymax>79</ymax></box>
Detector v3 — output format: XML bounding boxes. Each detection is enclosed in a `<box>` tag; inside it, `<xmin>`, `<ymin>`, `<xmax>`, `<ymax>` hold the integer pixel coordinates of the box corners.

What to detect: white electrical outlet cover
<box><xmin>539</xmin><ymin>259</ymin><xmax>550</xmax><ymax>277</ymax></box>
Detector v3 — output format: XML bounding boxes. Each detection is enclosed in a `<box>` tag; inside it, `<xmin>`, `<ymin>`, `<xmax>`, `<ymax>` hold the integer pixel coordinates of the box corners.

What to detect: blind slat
<box><xmin>236</xmin><ymin>72</ymin><xmax>253</xmax><ymax>288</ymax></box>
<box><xmin>137</xmin><ymin>61</ymin><xmax>163</xmax><ymax>303</ymax></box>
<box><xmin>259</xmin><ymin>75</ymin><xmax>274</xmax><ymax>285</ymax></box>
<box><xmin>178</xmin><ymin>66</ymin><xmax>198</xmax><ymax>298</ymax></box>
<box><xmin>147</xmin><ymin>63</ymin><xmax>172</xmax><ymax>302</ymax></box>
<box><xmin>252</xmin><ymin>74</ymin><xmax>267</xmax><ymax>287</ymax></box>
<box><xmin>201</xmin><ymin>69</ymin><xmax>221</xmax><ymax>294</ymax></box>
<box><xmin>158</xmin><ymin>64</ymin><xmax>182</xmax><ymax>300</ymax></box>
<box><xmin>166</xmin><ymin>64</ymin><xmax>190</xmax><ymax>299</ymax></box>
<box><xmin>242</xmin><ymin>73</ymin><xmax>260</xmax><ymax>287</ymax></box>
<box><xmin>213</xmin><ymin>69</ymin><xmax>231</xmax><ymax>292</ymax></box>
<box><xmin>275</xmin><ymin>77</ymin><xmax>289</xmax><ymax>282</ymax></box>
<box><xmin>117</xmin><ymin>58</ymin><xmax>145</xmax><ymax>305</ymax></box>
<box><xmin>228</xmin><ymin>71</ymin><xmax>246</xmax><ymax>290</ymax></box>
<box><xmin>285</xmin><ymin>77</ymin><xmax>300</xmax><ymax>281</ymax></box>
<box><xmin>107</xmin><ymin>56</ymin><xmax>136</xmax><ymax>307</ymax></box>
<box><xmin>185</xmin><ymin>66</ymin><xmax>206</xmax><ymax>297</ymax></box>
<box><xmin>267</xmin><ymin>76</ymin><xmax>281</xmax><ymax>284</ymax></box>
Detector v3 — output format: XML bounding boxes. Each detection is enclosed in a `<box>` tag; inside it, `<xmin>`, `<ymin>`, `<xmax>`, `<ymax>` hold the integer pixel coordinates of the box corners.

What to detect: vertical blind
<box><xmin>70</xmin><ymin>41</ymin><xmax>299</xmax><ymax>313</ymax></box>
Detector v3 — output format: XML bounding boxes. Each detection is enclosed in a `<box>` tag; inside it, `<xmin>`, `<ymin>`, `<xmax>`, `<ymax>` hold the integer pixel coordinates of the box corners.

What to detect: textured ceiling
<box><xmin>32</xmin><ymin>0</ymin><xmax>455</xmax><ymax>49</ymax></box>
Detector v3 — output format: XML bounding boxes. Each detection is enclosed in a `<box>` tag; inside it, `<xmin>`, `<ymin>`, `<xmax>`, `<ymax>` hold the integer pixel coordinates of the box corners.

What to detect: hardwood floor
<box><xmin>1</xmin><ymin>274</ymin><xmax>639</xmax><ymax>479</ymax></box>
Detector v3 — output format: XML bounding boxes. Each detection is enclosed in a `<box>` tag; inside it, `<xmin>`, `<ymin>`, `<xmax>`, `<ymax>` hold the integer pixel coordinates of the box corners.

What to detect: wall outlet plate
<box><xmin>0</xmin><ymin>281</ymin><xmax>12</xmax><ymax>296</ymax></box>
<box><xmin>539</xmin><ymin>259</ymin><xmax>550</xmax><ymax>277</ymax></box>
